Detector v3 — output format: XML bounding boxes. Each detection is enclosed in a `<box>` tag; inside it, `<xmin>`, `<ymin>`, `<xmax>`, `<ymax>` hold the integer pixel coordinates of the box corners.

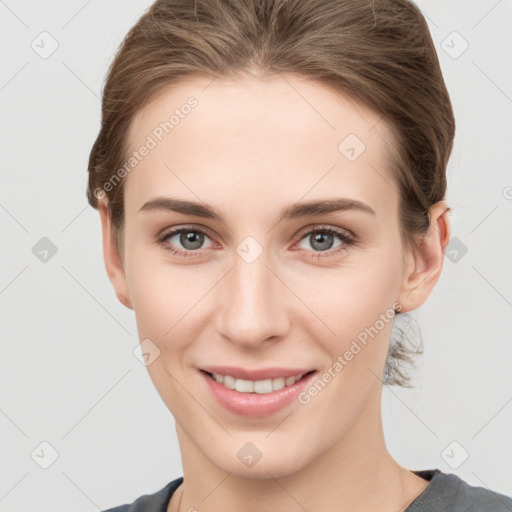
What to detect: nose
<box><xmin>215</xmin><ymin>246</ymin><xmax>291</xmax><ymax>349</ymax></box>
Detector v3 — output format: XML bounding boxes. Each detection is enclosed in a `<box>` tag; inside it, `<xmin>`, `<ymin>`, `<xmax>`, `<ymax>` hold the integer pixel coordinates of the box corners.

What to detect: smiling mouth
<box><xmin>202</xmin><ymin>369</ymin><xmax>316</xmax><ymax>394</ymax></box>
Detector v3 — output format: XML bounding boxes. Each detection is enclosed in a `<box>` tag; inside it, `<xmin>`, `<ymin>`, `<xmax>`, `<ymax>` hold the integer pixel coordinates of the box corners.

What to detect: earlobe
<box><xmin>98</xmin><ymin>201</ymin><xmax>133</xmax><ymax>310</ymax></box>
<box><xmin>397</xmin><ymin>201</ymin><xmax>451</xmax><ymax>313</ymax></box>
<box><xmin>116</xmin><ymin>292</ymin><xmax>133</xmax><ymax>309</ymax></box>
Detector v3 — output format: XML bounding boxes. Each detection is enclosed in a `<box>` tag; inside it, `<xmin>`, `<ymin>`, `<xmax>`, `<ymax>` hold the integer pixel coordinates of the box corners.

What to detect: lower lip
<box><xmin>199</xmin><ymin>370</ymin><xmax>316</xmax><ymax>418</ymax></box>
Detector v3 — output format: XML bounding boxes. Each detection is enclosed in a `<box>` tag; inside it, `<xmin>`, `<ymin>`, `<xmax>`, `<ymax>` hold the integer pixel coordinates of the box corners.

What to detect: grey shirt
<box><xmin>102</xmin><ymin>469</ymin><xmax>512</xmax><ymax>511</ymax></box>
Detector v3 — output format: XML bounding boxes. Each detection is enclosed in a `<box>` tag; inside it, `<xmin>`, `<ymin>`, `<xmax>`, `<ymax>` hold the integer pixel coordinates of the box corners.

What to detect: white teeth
<box><xmin>285</xmin><ymin>376</ymin><xmax>296</xmax><ymax>386</ymax></box>
<box><xmin>272</xmin><ymin>377</ymin><xmax>285</xmax><ymax>391</ymax></box>
<box><xmin>222</xmin><ymin>375</ymin><xmax>236</xmax><ymax>389</ymax></box>
<box><xmin>254</xmin><ymin>379</ymin><xmax>272</xmax><ymax>394</ymax></box>
<box><xmin>235</xmin><ymin>379</ymin><xmax>254</xmax><ymax>393</ymax></box>
<box><xmin>211</xmin><ymin>372</ymin><xmax>308</xmax><ymax>394</ymax></box>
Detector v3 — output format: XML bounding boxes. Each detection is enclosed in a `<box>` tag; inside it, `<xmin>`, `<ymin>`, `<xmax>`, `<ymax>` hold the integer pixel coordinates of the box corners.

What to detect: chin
<box><xmin>205</xmin><ymin>439</ymin><xmax>314</xmax><ymax>480</ymax></box>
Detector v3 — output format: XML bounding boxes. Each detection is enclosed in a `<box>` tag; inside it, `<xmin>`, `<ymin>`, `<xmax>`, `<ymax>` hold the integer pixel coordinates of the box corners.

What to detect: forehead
<box><xmin>124</xmin><ymin>74</ymin><xmax>399</xmax><ymax>219</ymax></box>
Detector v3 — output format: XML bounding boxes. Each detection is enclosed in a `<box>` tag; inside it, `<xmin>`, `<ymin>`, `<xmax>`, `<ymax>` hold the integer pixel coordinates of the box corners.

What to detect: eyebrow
<box><xmin>138</xmin><ymin>196</ymin><xmax>376</xmax><ymax>223</ymax></box>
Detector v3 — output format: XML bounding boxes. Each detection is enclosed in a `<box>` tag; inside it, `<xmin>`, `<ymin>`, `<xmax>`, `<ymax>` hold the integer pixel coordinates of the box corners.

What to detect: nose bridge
<box><xmin>216</xmin><ymin>239</ymin><xmax>288</xmax><ymax>347</ymax></box>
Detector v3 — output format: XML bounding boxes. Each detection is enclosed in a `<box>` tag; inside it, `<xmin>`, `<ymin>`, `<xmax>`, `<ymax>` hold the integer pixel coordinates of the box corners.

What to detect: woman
<box><xmin>87</xmin><ymin>0</ymin><xmax>512</xmax><ymax>510</ymax></box>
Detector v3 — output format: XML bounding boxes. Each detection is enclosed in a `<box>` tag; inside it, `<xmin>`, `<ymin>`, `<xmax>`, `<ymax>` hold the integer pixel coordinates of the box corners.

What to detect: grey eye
<box><xmin>166</xmin><ymin>229</ymin><xmax>212</xmax><ymax>251</ymax></box>
<box><xmin>298</xmin><ymin>230</ymin><xmax>344</xmax><ymax>252</ymax></box>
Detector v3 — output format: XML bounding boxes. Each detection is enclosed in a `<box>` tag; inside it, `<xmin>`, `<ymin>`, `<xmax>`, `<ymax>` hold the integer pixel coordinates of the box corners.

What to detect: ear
<box><xmin>98</xmin><ymin>200</ymin><xmax>133</xmax><ymax>310</ymax></box>
<box><xmin>396</xmin><ymin>200</ymin><xmax>451</xmax><ymax>313</ymax></box>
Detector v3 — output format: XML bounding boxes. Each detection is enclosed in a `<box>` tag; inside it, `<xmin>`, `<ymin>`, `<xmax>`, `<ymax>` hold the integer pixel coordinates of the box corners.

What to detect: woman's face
<box><xmin>106</xmin><ymin>74</ymin><xmax>427</xmax><ymax>478</ymax></box>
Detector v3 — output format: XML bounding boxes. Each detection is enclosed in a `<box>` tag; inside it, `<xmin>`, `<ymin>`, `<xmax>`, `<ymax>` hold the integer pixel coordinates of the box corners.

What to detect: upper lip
<box><xmin>200</xmin><ymin>366</ymin><xmax>315</xmax><ymax>381</ymax></box>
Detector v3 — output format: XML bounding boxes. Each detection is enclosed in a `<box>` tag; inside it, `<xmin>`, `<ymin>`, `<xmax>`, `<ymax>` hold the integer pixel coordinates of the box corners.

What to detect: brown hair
<box><xmin>87</xmin><ymin>0</ymin><xmax>455</xmax><ymax>387</ymax></box>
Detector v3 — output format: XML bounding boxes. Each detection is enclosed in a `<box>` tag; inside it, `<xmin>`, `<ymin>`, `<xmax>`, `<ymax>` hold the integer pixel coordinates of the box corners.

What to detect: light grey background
<box><xmin>1</xmin><ymin>0</ymin><xmax>511</xmax><ymax>510</ymax></box>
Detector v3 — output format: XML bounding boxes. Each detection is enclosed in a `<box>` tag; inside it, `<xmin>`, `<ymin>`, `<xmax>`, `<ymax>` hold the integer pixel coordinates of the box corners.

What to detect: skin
<box><xmin>99</xmin><ymin>73</ymin><xmax>450</xmax><ymax>512</ymax></box>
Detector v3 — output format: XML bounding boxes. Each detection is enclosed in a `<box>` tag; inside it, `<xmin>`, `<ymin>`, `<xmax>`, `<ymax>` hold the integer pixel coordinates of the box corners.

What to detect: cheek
<box><xmin>299</xmin><ymin>252</ymin><xmax>401</xmax><ymax>371</ymax></box>
<box><xmin>129</xmin><ymin>267</ymin><xmax>198</xmax><ymax>342</ymax></box>
<box><xmin>304</xmin><ymin>253</ymin><xmax>400</xmax><ymax>329</ymax></box>
<box><xmin>125</xmin><ymin>245</ymin><xmax>217</xmax><ymax>355</ymax></box>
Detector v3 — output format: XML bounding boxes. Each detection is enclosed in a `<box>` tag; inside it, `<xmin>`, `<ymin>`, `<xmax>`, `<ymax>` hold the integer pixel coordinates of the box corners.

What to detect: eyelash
<box><xmin>156</xmin><ymin>224</ymin><xmax>356</xmax><ymax>259</ymax></box>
